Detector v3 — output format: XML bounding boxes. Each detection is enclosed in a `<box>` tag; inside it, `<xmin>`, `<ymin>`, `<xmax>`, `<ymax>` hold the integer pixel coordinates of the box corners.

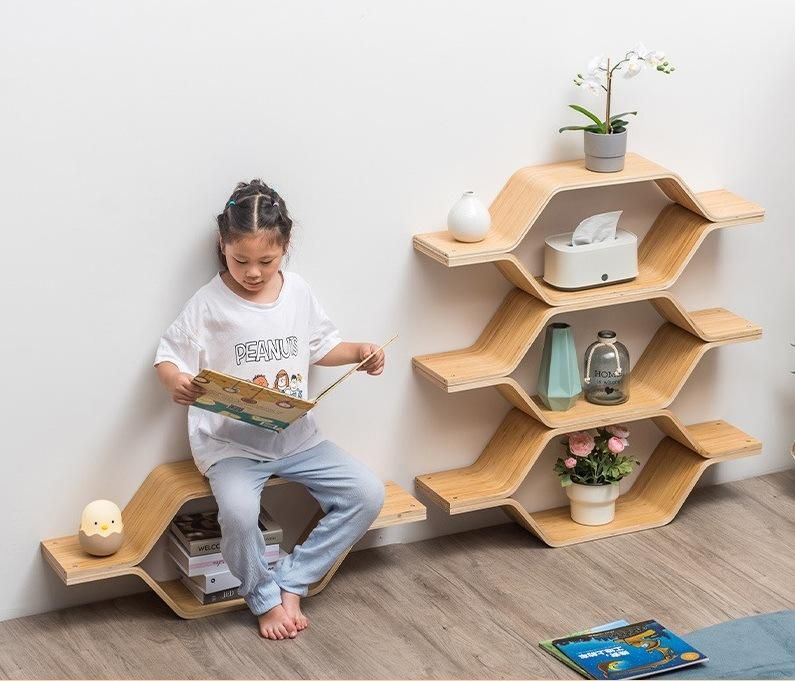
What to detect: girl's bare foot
<box><xmin>281</xmin><ymin>590</ymin><xmax>309</xmax><ymax>631</ymax></box>
<box><xmin>257</xmin><ymin>604</ymin><xmax>298</xmax><ymax>640</ymax></box>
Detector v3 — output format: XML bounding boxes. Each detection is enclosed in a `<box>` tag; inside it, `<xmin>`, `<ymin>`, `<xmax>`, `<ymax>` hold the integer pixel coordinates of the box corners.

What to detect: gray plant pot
<box><xmin>584</xmin><ymin>130</ymin><xmax>627</xmax><ymax>172</ymax></box>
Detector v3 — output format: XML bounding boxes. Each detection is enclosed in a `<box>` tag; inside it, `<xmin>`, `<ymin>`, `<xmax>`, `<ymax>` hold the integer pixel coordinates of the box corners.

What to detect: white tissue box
<box><xmin>543</xmin><ymin>229</ymin><xmax>638</xmax><ymax>290</ymax></box>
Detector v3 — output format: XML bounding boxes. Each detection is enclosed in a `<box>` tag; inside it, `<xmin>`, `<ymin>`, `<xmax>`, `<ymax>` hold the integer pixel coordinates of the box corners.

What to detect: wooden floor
<box><xmin>1</xmin><ymin>470</ymin><xmax>793</xmax><ymax>680</ymax></box>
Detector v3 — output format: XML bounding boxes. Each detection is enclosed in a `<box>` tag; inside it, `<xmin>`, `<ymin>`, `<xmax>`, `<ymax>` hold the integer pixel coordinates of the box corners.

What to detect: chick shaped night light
<box><xmin>79</xmin><ymin>499</ymin><xmax>124</xmax><ymax>556</ymax></box>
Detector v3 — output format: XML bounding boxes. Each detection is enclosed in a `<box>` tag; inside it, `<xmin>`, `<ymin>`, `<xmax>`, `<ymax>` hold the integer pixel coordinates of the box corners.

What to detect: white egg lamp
<box><xmin>79</xmin><ymin>499</ymin><xmax>124</xmax><ymax>556</ymax></box>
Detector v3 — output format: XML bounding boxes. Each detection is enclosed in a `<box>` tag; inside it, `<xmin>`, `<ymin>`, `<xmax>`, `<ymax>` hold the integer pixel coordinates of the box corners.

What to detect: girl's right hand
<box><xmin>170</xmin><ymin>373</ymin><xmax>206</xmax><ymax>405</ymax></box>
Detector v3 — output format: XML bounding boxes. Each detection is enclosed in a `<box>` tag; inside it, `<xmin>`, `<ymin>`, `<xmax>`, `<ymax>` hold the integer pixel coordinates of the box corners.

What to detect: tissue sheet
<box><xmin>571</xmin><ymin>210</ymin><xmax>623</xmax><ymax>246</ymax></box>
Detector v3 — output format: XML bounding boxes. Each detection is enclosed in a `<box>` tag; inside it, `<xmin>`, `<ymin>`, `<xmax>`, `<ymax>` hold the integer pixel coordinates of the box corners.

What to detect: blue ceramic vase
<box><xmin>536</xmin><ymin>323</ymin><xmax>582</xmax><ymax>411</ymax></box>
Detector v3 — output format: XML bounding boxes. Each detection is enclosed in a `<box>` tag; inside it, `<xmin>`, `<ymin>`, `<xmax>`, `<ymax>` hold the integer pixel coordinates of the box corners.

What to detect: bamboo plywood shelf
<box><xmin>414</xmin><ymin>288</ymin><xmax>761</xmax><ymax>392</ymax></box>
<box><xmin>415</xmin><ymin>409</ymin><xmax>761</xmax><ymax>547</ymax></box>
<box><xmin>413</xmin><ymin>154</ymin><xmax>764</xmax><ymax>273</ymax></box>
<box><xmin>41</xmin><ymin>460</ymin><xmax>425</xmax><ymax>619</ymax></box>
<box><xmin>412</xmin><ymin>154</ymin><xmax>763</xmax><ymax>545</ymax></box>
<box><xmin>413</xmin><ymin>289</ymin><xmax>761</xmax><ymax>428</ymax></box>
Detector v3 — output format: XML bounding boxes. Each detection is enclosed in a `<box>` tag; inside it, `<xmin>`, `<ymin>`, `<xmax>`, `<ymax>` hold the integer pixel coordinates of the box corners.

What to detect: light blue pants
<box><xmin>205</xmin><ymin>440</ymin><xmax>385</xmax><ymax>615</ymax></box>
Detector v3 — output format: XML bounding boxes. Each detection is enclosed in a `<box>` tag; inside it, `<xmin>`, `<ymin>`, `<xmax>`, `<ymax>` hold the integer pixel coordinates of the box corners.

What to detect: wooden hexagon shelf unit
<box><xmin>412</xmin><ymin>155</ymin><xmax>763</xmax><ymax>544</ymax></box>
<box><xmin>42</xmin><ymin>460</ymin><xmax>426</xmax><ymax>619</ymax></box>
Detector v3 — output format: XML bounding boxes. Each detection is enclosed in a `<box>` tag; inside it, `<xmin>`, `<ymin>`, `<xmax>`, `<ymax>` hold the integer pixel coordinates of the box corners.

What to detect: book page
<box><xmin>313</xmin><ymin>334</ymin><xmax>398</xmax><ymax>403</ymax></box>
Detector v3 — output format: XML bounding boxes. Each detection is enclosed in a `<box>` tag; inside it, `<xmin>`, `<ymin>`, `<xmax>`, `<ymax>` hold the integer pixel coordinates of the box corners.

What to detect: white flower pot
<box><xmin>565</xmin><ymin>482</ymin><xmax>620</xmax><ymax>526</ymax></box>
<box><xmin>447</xmin><ymin>191</ymin><xmax>491</xmax><ymax>242</ymax></box>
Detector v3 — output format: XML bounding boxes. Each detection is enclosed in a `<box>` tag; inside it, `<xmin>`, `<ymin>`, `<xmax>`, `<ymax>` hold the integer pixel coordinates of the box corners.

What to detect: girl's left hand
<box><xmin>357</xmin><ymin>343</ymin><xmax>385</xmax><ymax>375</ymax></box>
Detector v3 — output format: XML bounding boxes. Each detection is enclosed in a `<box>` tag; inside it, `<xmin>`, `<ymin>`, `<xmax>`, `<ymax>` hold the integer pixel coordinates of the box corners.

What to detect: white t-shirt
<box><xmin>154</xmin><ymin>271</ymin><xmax>342</xmax><ymax>474</ymax></box>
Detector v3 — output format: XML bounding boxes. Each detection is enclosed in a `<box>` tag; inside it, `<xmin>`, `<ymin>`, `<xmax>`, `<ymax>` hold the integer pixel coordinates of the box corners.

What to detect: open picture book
<box><xmin>190</xmin><ymin>335</ymin><xmax>397</xmax><ymax>432</ymax></box>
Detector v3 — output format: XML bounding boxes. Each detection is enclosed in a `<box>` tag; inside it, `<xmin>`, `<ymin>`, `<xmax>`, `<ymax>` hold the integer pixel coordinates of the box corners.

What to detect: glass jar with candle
<box><xmin>583</xmin><ymin>330</ymin><xmax>630</xmax><ymax>405</ymax></box>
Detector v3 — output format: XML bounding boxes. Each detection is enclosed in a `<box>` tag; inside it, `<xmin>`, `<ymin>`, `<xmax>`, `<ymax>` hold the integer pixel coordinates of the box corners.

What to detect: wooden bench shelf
<box><xmin>412</xmin><ymin>155</ymin><xmax>763</xmax><ymax>544</ymax></box>
<box><xmin>41</xmin><ymin>460</ymin><xmax>425</xmax><ymax>619</ymax></box>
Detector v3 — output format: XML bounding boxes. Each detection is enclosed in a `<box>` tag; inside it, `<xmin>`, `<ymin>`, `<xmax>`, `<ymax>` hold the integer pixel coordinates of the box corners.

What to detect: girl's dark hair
<box><xmin>216</xmin><ymin>179</ymin><xmax>292</xmax><ymax>270</ymax></box>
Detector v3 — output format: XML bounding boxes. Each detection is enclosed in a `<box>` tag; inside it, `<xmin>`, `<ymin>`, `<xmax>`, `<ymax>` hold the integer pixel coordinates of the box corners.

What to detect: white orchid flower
<box><xmin>646</xmin><ymin>50</ymin><xmax>666</xmax><ymax>67</ymax></box>
<box><xmin>624</xmin><ymin>56</ymin><xmax>644</xmax><ymax>78</ymax></box>
<box><xmin>630</xmin><ymin>42</ymin><xmax>651</xmax><ymax>59</ymax></box>
<box><xmin>581</xmin><ymin>77</ymin><xmax>602</xmax><ymax>95</ymax></box>
<box><xmin>586</xmin><ymin>55</ymin><xmax>608</xmax><ymax>75</ymax></box>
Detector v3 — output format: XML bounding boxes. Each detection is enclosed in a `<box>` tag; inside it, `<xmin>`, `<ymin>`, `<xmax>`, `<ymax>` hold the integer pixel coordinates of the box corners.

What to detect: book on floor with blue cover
<box><xmin>550</xmin><ymin>619</ymin><xmax>708</xmax><ymax>679</ymax></box>
<box><xmin>540</xmin><ymin>620</ymin><xmax>629</xmax><ymax>677</ymax></box>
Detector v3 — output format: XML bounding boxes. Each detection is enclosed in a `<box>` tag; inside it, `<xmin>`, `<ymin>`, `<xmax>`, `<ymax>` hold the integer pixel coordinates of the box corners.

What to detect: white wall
<box><xmin>1</xmin><ymin>0</ymin><xmax>793</xmax><ymax>622</ymax></box>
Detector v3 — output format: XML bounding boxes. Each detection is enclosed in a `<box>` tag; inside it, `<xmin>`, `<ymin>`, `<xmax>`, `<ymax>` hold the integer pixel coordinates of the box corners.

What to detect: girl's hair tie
<box><xmin>227</xmin><ymin>199</ymin><xmax>236</xmax><ymax>207</ymax></box>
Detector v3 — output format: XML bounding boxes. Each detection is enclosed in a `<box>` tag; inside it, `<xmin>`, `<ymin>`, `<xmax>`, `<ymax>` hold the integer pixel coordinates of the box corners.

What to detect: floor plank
<box><xmin>0</xmin><ymin>470</ymin><xmax>792</xmax><ymax>679</ymax></box>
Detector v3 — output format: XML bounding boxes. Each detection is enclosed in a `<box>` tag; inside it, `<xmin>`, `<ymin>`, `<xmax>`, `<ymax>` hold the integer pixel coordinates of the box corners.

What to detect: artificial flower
<box><xmin>608</xmin><ymin>436</ymin><xmax>626</xmax><ymax>453</ymax></box>
<box><xmin>568</xmin><ymin>431</ymin><xmax>596</xmax><ymax>456</ymax></box>
<box><xmin>630</xmin><ymin>42</ymin><xmax>651</xmax><ymax>59</ymax></box>
<box><xmin>579</xmin><ymin>77</ymin><xmax>602</xmax><ymax>95</ymax></box>
<box><xmin>587</xmin><ymin>55</ymin><xmax>608</xmax><ymax>75</ymax></box>
<box><xmin>624</xmin><ymin>56</ymin><xmax>643</xmax><ymax>78</ymax></box>
<box><xmin>564</xmin><ymin>457</ymin><xmax>577</xmax><ymax>469</ymax></box>
<box><xmin>606</xmin><ymin>424</ymin><xmax>630</xmax><ymax>439</ymax></box>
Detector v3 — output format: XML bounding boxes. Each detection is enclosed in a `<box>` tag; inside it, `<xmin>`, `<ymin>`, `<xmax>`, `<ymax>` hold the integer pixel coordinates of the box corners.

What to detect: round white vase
<box><xmin>565</xmin><ymin>482</ymin><xmax>620</xmax><ymax>526</ymax></box>
<box><xmin>447</xmin><ymin>191</ymin><xmax>491</xmax><ymax>242</ymax></box>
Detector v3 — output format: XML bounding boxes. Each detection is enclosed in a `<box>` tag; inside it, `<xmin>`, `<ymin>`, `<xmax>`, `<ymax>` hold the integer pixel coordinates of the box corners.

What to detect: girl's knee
<box><xmin>357</xmin><ymin>472</ymin><xmax>385</xmax><ymax>519</ymax></box>
<box><xmin>215</xmin><ymin>493</ymin><xmax>260</xmax><ymax>533</ymax></box>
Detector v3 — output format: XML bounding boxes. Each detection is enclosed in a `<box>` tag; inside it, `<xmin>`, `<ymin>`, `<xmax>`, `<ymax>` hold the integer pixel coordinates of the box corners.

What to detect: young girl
<box><xmin>154</xmin><ymin>180</ymin><xmax>386</xmax><ymax>640</ymax></box>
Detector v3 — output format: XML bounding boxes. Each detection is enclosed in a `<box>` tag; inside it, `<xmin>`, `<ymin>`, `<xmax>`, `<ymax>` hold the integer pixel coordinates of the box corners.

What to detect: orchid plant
<box><xmin>554</xmin><ymin>425</ymin><xmax>640</xmax><ymax>487</ymax></box>
<box><xmin>559</xmin><ymin>43</ymin><xmax>675</xmax><ymax>135</ymax></box>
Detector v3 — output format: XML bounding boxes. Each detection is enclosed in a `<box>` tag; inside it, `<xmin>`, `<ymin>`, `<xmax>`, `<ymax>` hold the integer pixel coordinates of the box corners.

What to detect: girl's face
<box><xmin>221</xmin><ymin>233</ymin><xmax>286</xmax><ymax>293</ymax></box>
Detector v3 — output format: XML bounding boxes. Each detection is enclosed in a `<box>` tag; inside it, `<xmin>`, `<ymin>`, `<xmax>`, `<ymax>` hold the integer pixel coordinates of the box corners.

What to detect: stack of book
<box><xmin>539</xmin><ymin>619</ymin><xmax>708</xmax><ymax>680</ymax></box>
<box><xmin>167</xmin><ymin>507</ymin><xmax>285</xmax><ymax>605</ymax></box>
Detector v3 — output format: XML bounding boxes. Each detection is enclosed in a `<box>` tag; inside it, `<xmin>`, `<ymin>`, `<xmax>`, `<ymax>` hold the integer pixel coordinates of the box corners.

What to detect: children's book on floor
<box><xmin>540</xmin><ymin>619</ymin><xmax>708</xmax><ymax>680</ymax></box>
<box><xmin>190</xmin><ymin>335</ymin><xmax>397</xmax><ymax>432</ymax></box>
<box><xmin>540</xmin><ymin>620</ymin><xmax>629</xmax><ymax>676</ymax></box>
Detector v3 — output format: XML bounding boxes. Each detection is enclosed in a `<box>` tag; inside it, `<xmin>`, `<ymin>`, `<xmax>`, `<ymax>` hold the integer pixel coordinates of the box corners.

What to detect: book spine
<box><xmin>187</xmin><ymin>539</ymin><xmax>222</xmax><ymax>555</ymax></box>
<box><xmin>169</xmin><ymin>546</ymin><xmax>282</xmax><ymax>578</ymax></box>
<box><xmin>187</xmin><ymin>548</ymin><xmax>280</xmax><ymax>572</ymax></box>
<box><xmin>199</xmin><ymin>587</ymin><xmax>240</xmax><ymax>605</ymax></box>
<box><xmin>190</xmin><ymin>570</ymin><xmax>242</xmax><ymax>592</ymax></box>
<box><xmin>179</xmin><ymin>575</ymin><xmax>240</xmax><ymax>605</ymax></box>
<box><xmin>177</xmin><ymin>530</ymin><xmax>283</xmax><ymax>557</ymax></box>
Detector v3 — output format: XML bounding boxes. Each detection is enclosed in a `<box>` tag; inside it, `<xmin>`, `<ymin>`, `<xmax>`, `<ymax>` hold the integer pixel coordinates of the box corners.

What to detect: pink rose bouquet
<box><xmin>554</xmin><ymin>424</ymin><xmax>639</xmax><ymax>487</ymax></box>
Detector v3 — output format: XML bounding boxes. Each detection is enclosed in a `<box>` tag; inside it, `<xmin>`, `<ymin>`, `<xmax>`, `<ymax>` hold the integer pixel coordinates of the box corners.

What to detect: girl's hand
<box><xmin>357</xmin><ymin>343</ymin><xmax>385</xmax><ymax>375</ymax></box>
<box><xmin>170</xmin><ymin>372</ymin><xmax>206</xmax><ymax>405</ymax></box>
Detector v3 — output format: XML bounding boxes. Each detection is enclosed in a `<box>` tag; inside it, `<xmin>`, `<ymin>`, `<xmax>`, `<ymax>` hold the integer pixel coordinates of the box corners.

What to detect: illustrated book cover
<box><xmin>540</xmin><ymin>620</ymin><xmax>629</xmax><ymax>676</ymax></box>
<box><xmin>551</xmin><ymin>619</ymin><xmax>708</xmax><ymax>680</ymax></box>
<box><xmin>190</xmin><ymin>335</ymin><xmax>397</xmax><ymax>432</ymax></box>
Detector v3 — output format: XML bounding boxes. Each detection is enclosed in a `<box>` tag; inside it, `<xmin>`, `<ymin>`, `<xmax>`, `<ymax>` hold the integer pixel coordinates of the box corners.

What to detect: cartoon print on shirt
<box><xmin>274</xmin><ymin>369</ymin><xmax>290</xmax><ymax>394</ymax></box>
<box><xmin>293</xmin><ymin>373</ymin><xmax>304</xmax><ymax>398</ymax></box>
<box><xmin>273</xmin><ymin>368</ymin><xmax>304</xmax><ymax>398</ymax></box>
<box><xmin>252</xmin><ymin>374</ymin><xmax>269</xmax><ymax>388</ymax></box>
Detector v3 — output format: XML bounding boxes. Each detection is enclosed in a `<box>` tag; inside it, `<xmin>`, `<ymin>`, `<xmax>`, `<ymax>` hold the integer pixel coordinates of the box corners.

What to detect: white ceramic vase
<box><xmin>447</xmin><ymin>191</ymin><xmax>491</xmax><ymax>242</ymax></box>
<box><xmin>565</xmin><ymin>482</ymin><xmax>619</xmax><ymax>526</ymax></box>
